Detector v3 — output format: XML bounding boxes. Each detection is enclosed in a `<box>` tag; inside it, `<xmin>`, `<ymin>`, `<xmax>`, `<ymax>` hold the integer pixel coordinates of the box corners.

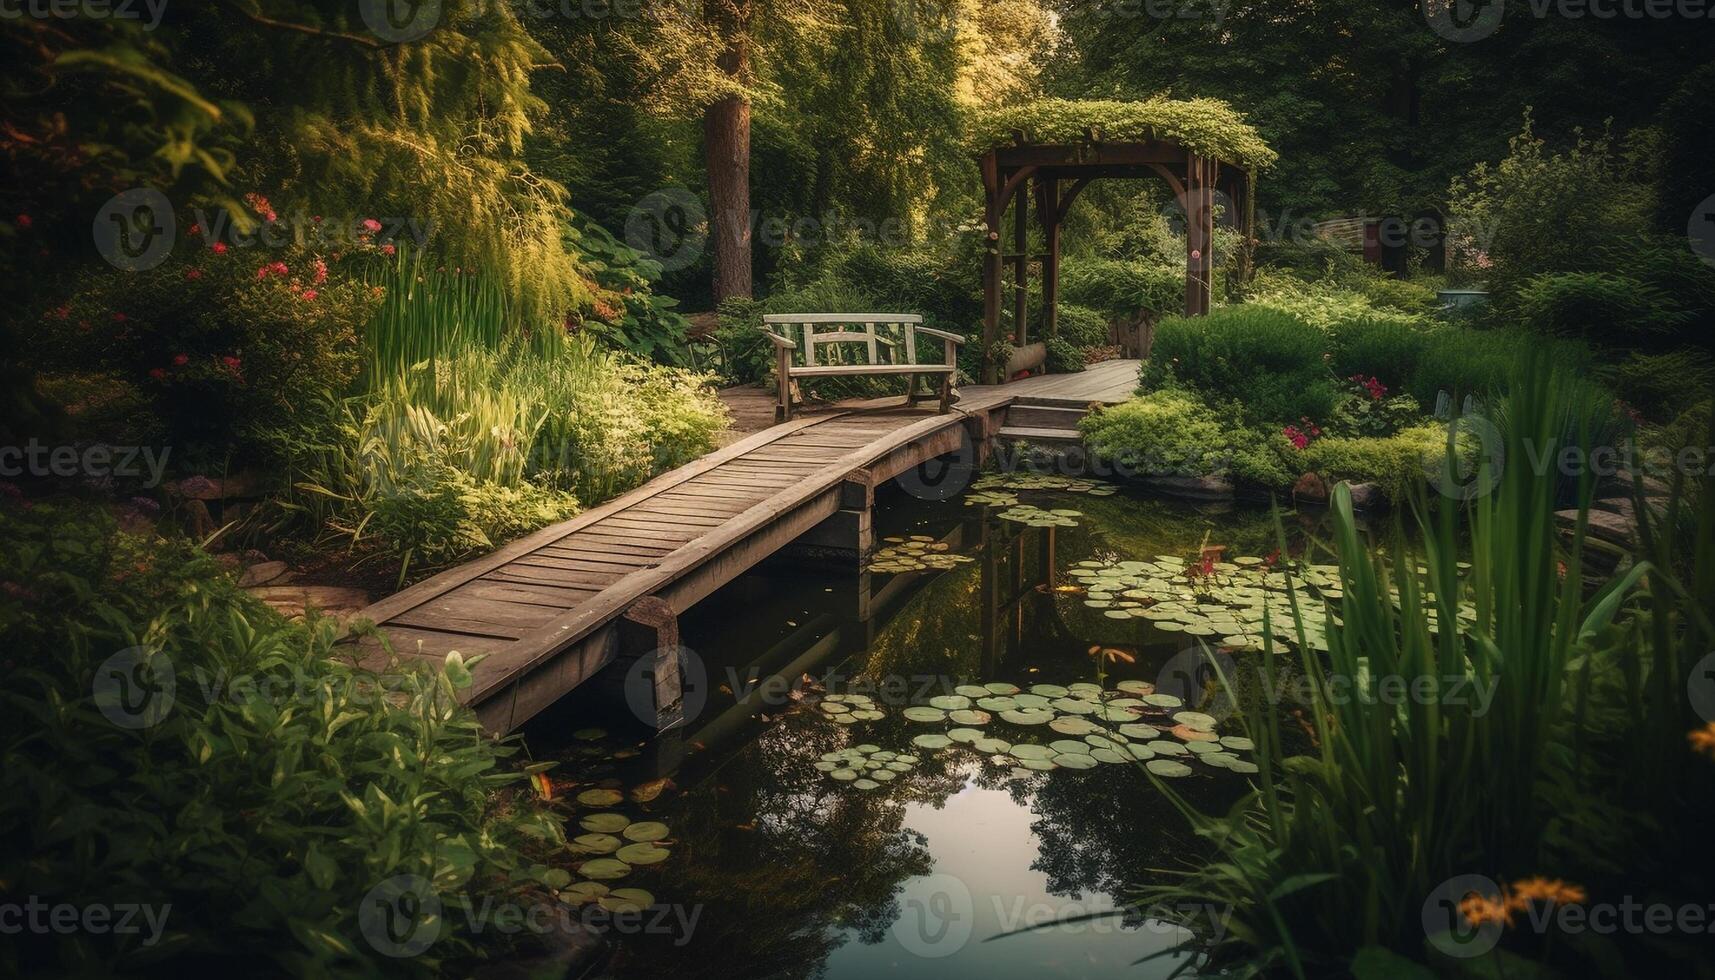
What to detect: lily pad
<box><xmin>1090</xmin><ymin>748</ymin><xmax>1128</xmax><ymax>764</ymax></box>
<box><xmin>1054</xmin><ymin>753</ymin><xmax>1098</xmax><ymax>770</ymax></box>
<box><xmin>1008</xmin><ymin>743</ymin><xmax>1054</xmax><ymax>761</ymax></box>
<box><xmin>984</xmin><ymin>682</ymin><xmax>1021</xmax><ymax>695</ymax></box>
<box><xmin>999</xmin><ymin>708</ymin><xmax>1055</xmax><ymax>726</ymax></box>
<box><xmin>973</xmin><ymin>737</ymin><xmax>1011</xmax><ymax>754</ymax></box>
<box><xmin>578</xmin><ymin>858</ymin><xmax>631</xmax><ymax>880</ymax></box>
<box><xmin>598</xmin><ymin>888</ymin><xmax>655</xmax><ymax>913</ymax></box>
<box><xmin>912</xmin><ymin>734</ymin><xmax>953</xmax><ymax>750</ymax></box>
<box><xmin>903</xmin><ymin>706</ymin><xmax>948</xmax><ymax>723</ymax></box>
<box><xmin>579</xmin><ymin>813</ymin><xmax>631</xmax><ymax>834</ymax></box>
<box><xmin>615</xmin><ymin>842</ymin><xmax>671</xmax><ymax>865</ymax></box>
<box><xmin>1048</xmin><ymin>716</ymin><xmax>1100</xmax><ymax>736</ymax></box>
<box><xmin>561</xmin><ymin>881</ymin><xmax>610</xmax><ymax>904</ymax></box>
<box><xmin>1029</xmin><ymin>684</ymin><xmax>1070</xmax><ymax>698</ymax></box>
<box><xmin>1118</xmin><ymin>723</ymin><xmax>1161</xmax><ymax>740</ymax></box>
<box><xmin>955</xmin><ymin>684</ymin><xmax>992</xmax><ymax>698</ymax></box>
<box><xmin>928</xmin><ymin>695</ymin><xmax>972</xmax><ymax>710</ymax></box>
<box><xmin>976</xmin><ymin>696</ymin><xmax>1018</xmax><ymax>712</ymax></box>
<box><xmin>830</xmin><ymin>768</ymin><xmax>859</xmax><ymax>781</ymax></box>
<box><xmin>623</xmin><ymin>821</ymin><xmax>670</xmax><ymax>842</ymax></box>
<box><xmin>1173</xmin><ymin>711</ymin><xmax>1218</xmax><ymax>731</ymax></box>
<box><xmin>570</xmin><ymin>833</ymin><xmax>622</xmax><ymax>854</ymax></box>
<box><xmin>1048</xmin><ymin>739</ymin><xmax>1092</xmax><ymax>755</ymax></box>
<box><xmin>576</xmin><ymin>789</ymin><xmax>624</xmax><ymax>807</ymax></box>
<box><xmin>1220</xmin><ymin>735</ymin><xmax>1255</xmax><ymax>751</ymax></box>
<box><xmin>852</xmin><ymin>778</ymin><xmax>881</xmax><ymax>790</ymax></box>
<box><xmin>947</xmin><ymin>727</ymin><xmax>985</xmax><ymax>744</ymax></box>
<box><xmin>1145</xmin><ymin>759</ymin><xmax>1193</xmax><ymax>778</ymax></box>
<box><xmin>949</xmin><ymin>709</ymin><xmax>992</xmax><ymax>725</ymax></box>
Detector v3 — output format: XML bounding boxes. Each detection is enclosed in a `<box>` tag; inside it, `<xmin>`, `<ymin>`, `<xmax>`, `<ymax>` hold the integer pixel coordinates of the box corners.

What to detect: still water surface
<box><xmin>528</xmin><ymin>477</ymin><xmax>1337</xmax><ymax>979</ymax></box>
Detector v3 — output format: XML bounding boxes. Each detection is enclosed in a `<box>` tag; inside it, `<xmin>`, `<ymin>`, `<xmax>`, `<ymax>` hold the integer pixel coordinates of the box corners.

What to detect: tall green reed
<box><xmin>1136</xmin><ymin>355</ymin><xmax>1680</xmax><ymax>976</ymax></box>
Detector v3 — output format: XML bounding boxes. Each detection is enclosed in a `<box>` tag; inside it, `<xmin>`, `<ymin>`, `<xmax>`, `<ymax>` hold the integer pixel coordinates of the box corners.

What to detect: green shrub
<box><xmin>1299</xmin><ymin>424</ymin><xmax>1461</xmax><ymax>500</ymax></box>
<box><xmin>1223</xmin><ymin>424</ymin><xmax>1298</xmax><ymax>490</ymax></box>
<box><xmin>1053</xmin><ymin>303</ymin><xmax>1112</xmax><ymax>348</ymax></box>
<box><xmin>0</xmin><ymin>503</ymin><xmax>566</xmax><ymax>976</ymax></box>
<box><xmin>1079</xmin><ymin>390</ymin><xmax>1232</xmax><ymax>478</ymax></box>
<box><xmin>1242</xmin><ymin>269</ymin><xmax>1426</xmax><ymax>332</ymax></box>
<box><xmin>1610</xmin><ymin>349</ymin><xmax>1715</xmax><ymax>420</ymax></box>
<box><xmin>1043</xmin><ymin>337</ymin><xmax>1084</xmax><ymax>374</ymax></box>
<box><xmin>37</xmin><ymin>248</ymin><xmax>380</xmax><ymax>470</ymax></box>
<box><xmin>1060</xmin><ymin>257</ymin><xmax>1182</xmax><ymax>320</ymax></box>
<box><xmin>1516</xmin><ymin>271</ymin><xmax>1687</xmax><ymax>343</ymax></box>
<box><xmin>1332</xmin><ymin>319</ymin><xmax>1591</xmax><ymax>409</ymax></box>
<box><xmin>1143</xmin><ymin>305</ymin><xmax>1338</xmax><ymax>424</ymax></box>
<box><xmin>368</xmin><ymin>462</ymin><xmax>580</xmax><ymax>578</ymax></box>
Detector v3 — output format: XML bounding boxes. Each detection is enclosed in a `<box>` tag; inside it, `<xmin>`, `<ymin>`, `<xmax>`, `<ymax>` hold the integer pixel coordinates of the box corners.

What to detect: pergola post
<box><xmin>980</xmin><ymin>151</ymin><xmax>1003</xmax><ymax>384</ymax></box>
<box><xmin>1185</xmin><ymin>151</ymin><xmax>1213</xmax><ymax>317</ymax></box>
<box><xmin>1012</xmin><ymin>175</ymin><xmax>1029</xmax><ymax>346</ymax></box>
<box><xmin>1037</xmin><ymin>176</ymin><xmax>1061</xmax><ymax>340</ymax></box>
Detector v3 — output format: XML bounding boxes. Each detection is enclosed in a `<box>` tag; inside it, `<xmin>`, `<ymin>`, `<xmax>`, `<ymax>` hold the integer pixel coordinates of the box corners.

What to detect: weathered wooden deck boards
<box><xmin>350</xmin><ymin>361</ymin><xmax>1140</xmax><ymax>732</ymax></box>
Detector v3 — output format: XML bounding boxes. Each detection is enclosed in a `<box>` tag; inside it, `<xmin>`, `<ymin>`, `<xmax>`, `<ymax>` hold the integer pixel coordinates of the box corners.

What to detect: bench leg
<box><xmin>903</xmin><ymin>372</ymin><xmax>920</xmax><ymax>408</ymax></box>
<box><xmin>938</xmin><ymin>371</ymin><xmax>953</xmax><ymax>413</ymax></box>
<box><xmin>776</xmin><ymin>348</ymin><xmax>793</xmax><ymax>422</ymax></box>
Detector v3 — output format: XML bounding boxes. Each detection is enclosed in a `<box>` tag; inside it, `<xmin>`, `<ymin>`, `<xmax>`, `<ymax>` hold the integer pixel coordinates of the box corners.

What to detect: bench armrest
<box><xmin>915</xmin><ymin>326</ymin><xmax>966</xmax><ymax>344</ymax></box>
<box><xmin>759</xmin><ymin>329</ymin><xmax>796</xmax><ymax>350</ymax></box>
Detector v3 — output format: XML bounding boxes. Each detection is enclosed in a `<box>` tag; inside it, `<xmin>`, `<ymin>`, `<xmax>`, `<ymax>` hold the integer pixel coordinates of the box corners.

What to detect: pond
<box><xmin>524</xmin><ymin>472</ymin><xmax>1346</xmax><ymax>979</ymax></box>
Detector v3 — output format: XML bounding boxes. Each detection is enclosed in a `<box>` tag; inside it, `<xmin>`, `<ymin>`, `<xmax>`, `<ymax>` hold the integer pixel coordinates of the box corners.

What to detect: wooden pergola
<box><xmin>978</xmin><ymin>138</ymin><xmax>1254</xmax><ymax>383</ymax></box>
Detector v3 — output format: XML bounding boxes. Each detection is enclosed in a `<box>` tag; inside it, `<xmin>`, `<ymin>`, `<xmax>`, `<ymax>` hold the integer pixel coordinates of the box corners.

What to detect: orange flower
<box><xmin>1689</xmin><ymin>722</ymin><xmax>1715</xmax><ymax>760</ymax></box>
<box><xmin>1509</xmin><ymin>877</ymin><xmax>1587</xmax><ymax>909</ymax></box>
<box><xmin>1459</xmin><ymin>889</ymin><xmax>1513</xmax><ymax>928</ymax></box>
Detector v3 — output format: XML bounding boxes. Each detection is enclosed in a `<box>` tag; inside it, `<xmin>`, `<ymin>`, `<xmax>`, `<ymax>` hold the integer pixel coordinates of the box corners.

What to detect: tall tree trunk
<box><xmin>704</xmin><ymin>0</ymin><xmax>752</xmax><ymax>301</ymax></box>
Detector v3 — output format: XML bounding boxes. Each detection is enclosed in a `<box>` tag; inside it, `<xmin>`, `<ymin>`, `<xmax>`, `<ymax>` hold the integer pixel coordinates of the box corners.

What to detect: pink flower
<box><xmin>300</xmin><ymin>289</ymin><xmax>318</xmax><ymax>301</ymax></box>
<box><xmin>15</xmin><ymin>214</ymin><xmax>31</xmax><ymax>229</ymax></box>
<box><xmin>111</xmin><ymin>312</ymin><xmax>127</xmax><ymax>323</ymax></box>
<box><xmin>381</xmin><ymin>243</ymin><xmax>396</xmax><ymax>256</ymax></box>
<box><xmin>172</xmin><ymin>353</ymin><xmax>188</xmax><ymax>366</ymax></box>
<box><xmin>148</xmin><ymin>367</ymin><xmax>167</xmax><ymax>381</ymax></box>
<box><xmin>221</xmin><ymin>355</ymin><xmax>242</xmax><ymax>371</ymax></box>
<box><xmin>312</xmin><ymin>259</ymin><xmax>328</xmax><ymax>283</ymax></box>
<box><xmin>184</xmin><ymin>267</ymin><xmax>202</xmax><ymax>280</ymax></box>
<box><xmin>361</xmin><ymin>218</ymin><xmax>382</xmax><ymax>233</ymax></box>
<box><xmin>212</xmin><ymin>241</ymin><xmax>228</xmax><ymax>254</ymax></box>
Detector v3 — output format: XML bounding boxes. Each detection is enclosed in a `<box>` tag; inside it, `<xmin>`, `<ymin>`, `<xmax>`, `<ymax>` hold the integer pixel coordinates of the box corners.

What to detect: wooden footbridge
<box><xmin>350</xmin><ymin>360</ymin><xmax>1138</xmax><ymax>732</ymax></box>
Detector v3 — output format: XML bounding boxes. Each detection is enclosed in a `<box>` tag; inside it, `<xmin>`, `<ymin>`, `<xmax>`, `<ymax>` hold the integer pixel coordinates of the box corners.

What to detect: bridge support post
<box><xmin>780</xmin><ymin>475</ymin><xmax>874</xmax><ymax>565</ymax></box>
<box><xmin>618</xmin><ymin>597</ymin><xmax>684</xmax><ymax>733</ymax></box>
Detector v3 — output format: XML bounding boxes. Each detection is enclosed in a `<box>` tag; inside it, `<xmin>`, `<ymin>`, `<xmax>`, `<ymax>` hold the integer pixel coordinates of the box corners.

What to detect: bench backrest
<box><xmin>763</xmin><ymin>313</ymin><xmax>924</xmax><ymax>368</ymax></box>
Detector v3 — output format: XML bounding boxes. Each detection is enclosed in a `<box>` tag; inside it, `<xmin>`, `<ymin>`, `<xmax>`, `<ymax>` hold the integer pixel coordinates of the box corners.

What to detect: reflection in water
<box><xmin>527</xmin><ymin>482</ymin><xmax>1329</xmax><ymax>979</ymax></box>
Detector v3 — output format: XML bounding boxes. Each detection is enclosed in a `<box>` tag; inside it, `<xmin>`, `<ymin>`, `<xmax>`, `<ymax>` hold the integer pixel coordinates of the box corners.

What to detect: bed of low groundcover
<box><xmin>0</xmin><ymin>503</ymin><xmax>569</xmax><ymax>976</ymax></box>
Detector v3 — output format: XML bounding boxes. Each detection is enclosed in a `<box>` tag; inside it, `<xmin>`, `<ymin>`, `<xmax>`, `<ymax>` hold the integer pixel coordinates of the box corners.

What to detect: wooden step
<box><xmin>996</xmin><ymin>425</ymin><xmax>1084</xmax><ymax>445</ymax></box>
<box><xmin>1005</xmin><ymin>403</ymin><xmax>1087</xmax><ymax>429</ymax></box>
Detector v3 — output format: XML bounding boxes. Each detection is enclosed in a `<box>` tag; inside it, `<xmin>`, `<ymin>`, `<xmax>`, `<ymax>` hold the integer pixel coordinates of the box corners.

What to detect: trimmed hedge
<box><xmin>1143</xmin><ymin>306</ymin><xmax>1338</xmax><ymax>424</ymax></box>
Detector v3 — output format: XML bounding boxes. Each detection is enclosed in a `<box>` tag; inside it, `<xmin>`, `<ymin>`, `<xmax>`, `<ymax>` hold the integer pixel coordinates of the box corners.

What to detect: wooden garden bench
<box><xmin>760</xmin><ymin>313</ymin><xmax>965</xmax><ymax>421</ymax></box>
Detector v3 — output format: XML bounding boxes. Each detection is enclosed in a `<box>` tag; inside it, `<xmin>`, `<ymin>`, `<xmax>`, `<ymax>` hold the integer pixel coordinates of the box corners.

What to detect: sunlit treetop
<box><xmin>965</xmin><ymin>97</ymin><xmax>1278</xmax><ymax>170</ymax></box>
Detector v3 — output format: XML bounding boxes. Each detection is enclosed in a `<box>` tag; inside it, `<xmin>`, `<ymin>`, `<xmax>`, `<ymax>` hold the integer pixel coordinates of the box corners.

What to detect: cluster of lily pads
<box><xmin>814</xmin><ymin>679</ymin><xmax>1260</xmax><ymax>783</ymax></box>
<box><xmin>995</xmin><ymin>504</ymin><xmax>1083</xmax><ymax>528</ymax></box>
<box><xmin>866</xmin><ymin>535</ymin><xmax>977</xmax><ymax>574</ymax></box>
<box><xmin>1069</xmin><ymin>556</ymin><xmax>1339</xmax><ymax>651</ymax></box>
<box><xmin>815</xmin><ymin>745</ymin><xmax>922</xmax><ymax>789</ymax></box>
<box><xmin>973</xmin><ymin>473</ymin><xmax>1119</xmax><ymax>497</ymax></box>
<box><xmin>560</xmin><ymin>787</ymin><xmax>673</xmax><ymax>912</ymax></box>
<box><xmin>818</xmin><ymin>692</ymin><xmax>888</xmax><ymax>723</ymax></box>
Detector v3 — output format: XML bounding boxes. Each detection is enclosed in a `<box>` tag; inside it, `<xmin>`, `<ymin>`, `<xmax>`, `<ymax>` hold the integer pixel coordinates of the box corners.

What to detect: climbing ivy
<box><xmin>964</xmin><ymin>97</ymin><xmax>1277</xmax><ymax>169</ymax></box>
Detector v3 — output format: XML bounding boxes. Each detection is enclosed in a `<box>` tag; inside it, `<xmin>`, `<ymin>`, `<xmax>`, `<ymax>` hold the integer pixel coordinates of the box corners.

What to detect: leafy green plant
<box><xmin>0</xmin><ymin>502</ymin><xmax>568</xmax><ymax>977</ymax></box>
<box><xmin>1144</xmin><ymin>305</ymin><xmax>1338</xmax><ymax>424</ymax></box>
<box><xmin>570</xmin><ymin>219</ymin><xmax>692</xmax><ymax>365</ymax></box>
<box><xmin>1060</xmin><ymin>257</ymin><xmax>1182</xmax><ymax>321</ymax></box>
<box><xmin>1042</xmin><ymin>337</ymin><xmax>1084</xmax><ymax>374</ymax></box>
<box><xmin>1298</xmin><ymin>424</ymin><xmax>1460</xmax><ymax>501</ymax></box>
<box><xmin>1052</xmin><ymin>303</ymin><xmax>1112</xmax><ymax>348</ymax></box>
<box><xmin>1079</xmin><ymin>390</ymin><xmax>1232</xmax><ymax>478</ymax></box>
<box><xmin>1516</xmin><ymin>271</ymin><xmax>1687</xmax><ymax>345</ymax></box>
<box><xmin>965</xmin><ymin>97</ymin><xmax>1278</xmax><ymax>170</ymax></box>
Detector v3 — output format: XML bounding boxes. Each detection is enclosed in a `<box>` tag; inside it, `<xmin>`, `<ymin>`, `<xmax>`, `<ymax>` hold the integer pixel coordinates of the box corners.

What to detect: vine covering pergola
<box><xmin>969</xmin><ymin>99</ymin><xmax>1276</xmax><ymax>383</ymax></box>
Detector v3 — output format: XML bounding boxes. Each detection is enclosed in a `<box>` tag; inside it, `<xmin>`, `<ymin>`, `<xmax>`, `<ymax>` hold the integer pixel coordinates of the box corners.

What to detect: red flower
<box><xmin>172</xmin><ymin>353</ymin><xmax>189</xmax><ymax>366</ymax></box>
<box><xmin>188</xmin><ymin>223</ymin><xmax>201</xmax><ymax>236</ymax></box>
<box><xmin>15</xmin><ymin>214</ymin><xmax>31</xmax><ymax>229</ymax></box>
<box><xmin>1283</xmin><ymin>425</ymin><xmax>1310</xmax><ymax>450</ymax></box>
<box><xmin>184</xmin><ymin>267</ymin><xmax>202</xmax><ymax>280</ymax></box>
<box><xmin>301</xmin><ymin>289</ymin><xmax>318</xmax><ymax>301</ymax></box>
<box><xmin>312</xmin><ymin>259</ymin><xmax>328</xmax><ymax>283</ymax></box>
<box><xmin>112</xmin><ymin>312</ymin><xmax>127</xmax><ymax>323</ymax></box>
<box><xmin>381</xmin><ymin>243</ymin><xmax>396</xmax><ymax>256</ymax></box>
<box><xmin>221</xmin><ymin>355</ymin><xmax>242</xmax><ymax>371</ymax></box>
<box><xmin>49</xmin><ymin>305</ymin><xmax>69</xmax><ymax>320</ymax></box>
<box><xmin>361</xmin><ymin>218</ymin><xmax>382</xmax><ymax>233</ymax></box>
<box><xmin>212</xmin><ymin>241</ymin><xmax>228</xmax><ymax>254</ymax></box>
<box><xmin>271</xmin><ymin>261</ymin><xmax>288</xmax><ymax>276</ymax></box>
<box><xmin>148</xmin><ymin>368</ymin><xmax>167</xmax><ymax>380</ymax></box>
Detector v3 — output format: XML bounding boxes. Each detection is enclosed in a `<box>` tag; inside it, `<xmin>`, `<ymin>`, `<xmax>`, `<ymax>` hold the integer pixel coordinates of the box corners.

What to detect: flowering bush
<box><xmin>36</xmin><ymin>233</ymin><xmax>381</xmax><ymax>470</ymax></box>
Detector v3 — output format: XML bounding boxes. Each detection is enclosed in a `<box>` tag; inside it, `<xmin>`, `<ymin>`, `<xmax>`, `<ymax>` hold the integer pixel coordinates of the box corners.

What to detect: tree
<box><xmin>706</xmin><ymin>0</ymin><xmax>755</xmax><ymax>300</ymax></box>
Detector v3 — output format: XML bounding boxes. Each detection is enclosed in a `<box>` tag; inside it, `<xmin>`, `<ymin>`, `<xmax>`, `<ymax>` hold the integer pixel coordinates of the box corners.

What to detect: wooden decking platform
<box><xmin>350</xmin><ymin>360</ymin><xmax>1139</xmax><ymax>732</ymax></box>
